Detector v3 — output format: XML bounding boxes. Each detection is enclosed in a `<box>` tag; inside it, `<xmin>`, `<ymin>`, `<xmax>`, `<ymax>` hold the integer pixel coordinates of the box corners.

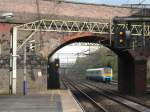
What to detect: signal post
<box><xmin>114</xmin><ymin>17</ymin><xmax>150</xmax><ymax>95</ymax></box>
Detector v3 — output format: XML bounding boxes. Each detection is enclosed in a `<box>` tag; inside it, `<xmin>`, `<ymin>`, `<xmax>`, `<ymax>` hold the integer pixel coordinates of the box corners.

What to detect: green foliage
<box><xmin>69</xmin><ymin>46</ymin><xmax>118</xmax><ymax>80</ymax></box>
<box><xmin>67</xmin><ymin>48</ymin><xmax>150</xmax><ymax>83</ymax></box>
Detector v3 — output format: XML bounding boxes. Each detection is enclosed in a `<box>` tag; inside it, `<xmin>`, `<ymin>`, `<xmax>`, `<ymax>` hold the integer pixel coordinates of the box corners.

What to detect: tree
<box><xmin>67</xmin><ymin>46</ymin><xmax>118</xmax><ymax>80</ymax></box>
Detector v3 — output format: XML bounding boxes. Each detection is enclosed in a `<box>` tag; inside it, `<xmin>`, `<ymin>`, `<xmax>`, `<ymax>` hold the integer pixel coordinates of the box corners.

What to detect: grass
<box><xmin>147</xmin><ymin>78</ymin><xmax>150</xmax><ymax>86</ymax></box>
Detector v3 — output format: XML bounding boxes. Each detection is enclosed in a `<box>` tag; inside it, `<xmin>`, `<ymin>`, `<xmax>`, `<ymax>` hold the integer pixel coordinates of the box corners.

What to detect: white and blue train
<box><xmin>86</xmin><ymin>67</ymin><xmax>113</xmax><ymax>82</ymax></box>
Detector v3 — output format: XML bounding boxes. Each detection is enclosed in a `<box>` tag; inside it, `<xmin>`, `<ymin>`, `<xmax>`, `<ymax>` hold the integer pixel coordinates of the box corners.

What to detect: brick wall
<box><xmin>0</xmin><ymin>0</ymin><xmax>135</xmax><ymax>23</ymax></box>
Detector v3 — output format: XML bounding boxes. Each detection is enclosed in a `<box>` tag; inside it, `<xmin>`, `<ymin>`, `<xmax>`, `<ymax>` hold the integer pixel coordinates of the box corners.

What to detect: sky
<box><xmin>53</xmin><ymin>44</ymin><xmax>101</xmax><ymax>63</ymax></box>
<box><xmin>65</xmin><ymin>0</ymin><xmax>150</xmax><ymax>5</ymax></box>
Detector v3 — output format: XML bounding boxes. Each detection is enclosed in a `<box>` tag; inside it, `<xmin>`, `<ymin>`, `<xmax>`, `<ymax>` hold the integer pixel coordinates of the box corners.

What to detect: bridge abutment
<box><xmin>47</xmin><ymin>59</ymin><xmax>60</xmax><ymax>89</ymax></box>
<box><xmin>118</xmin><ymin>49</ymin><xmax>148</xmax><ymax>95</ymax></box>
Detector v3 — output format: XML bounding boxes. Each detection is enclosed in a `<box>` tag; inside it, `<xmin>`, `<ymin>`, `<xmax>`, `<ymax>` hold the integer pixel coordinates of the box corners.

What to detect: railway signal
<box><xmin>114</xmin><ymin>30</ymin><xmax>131</xmax><ymax>49</ymax></box>
<box><xmin>55</xmin><ymin>59</ymin><xmax>60</xmax><ymax>69</ymax></box>
<box><xmin>26</xmin><ymin>46</ymin><xmax>30</xmax><ymax>52</ymax></box>
<box><xmin>118</xmin><ymin>31</ymin><xmax>125</xmax><ymax>47</ymax></box>
<box><xmin>29</xmin><ymin>40</ymin><xmax>35</xmax><ymax>51</ymax></box>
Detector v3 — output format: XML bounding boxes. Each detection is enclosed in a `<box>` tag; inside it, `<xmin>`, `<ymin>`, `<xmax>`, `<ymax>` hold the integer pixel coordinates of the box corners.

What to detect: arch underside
<box><xmin>48</xmin><ymin>33</ymin><xmax>115</xmax><ymax>59</ymax></box>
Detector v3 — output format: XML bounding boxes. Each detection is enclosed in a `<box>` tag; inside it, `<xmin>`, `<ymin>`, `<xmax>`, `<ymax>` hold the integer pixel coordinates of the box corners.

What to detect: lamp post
<box><xmin>23</xmin><ymin>44</ymin><xmax>27</xmax><ymax>95</ymax></box>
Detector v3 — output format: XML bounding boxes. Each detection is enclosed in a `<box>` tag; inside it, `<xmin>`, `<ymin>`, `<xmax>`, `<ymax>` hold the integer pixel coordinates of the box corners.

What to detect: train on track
<box><xmin>86</xmin><ymin>67</ymin><xmax>113</xmax><ymax>82</ymax></box>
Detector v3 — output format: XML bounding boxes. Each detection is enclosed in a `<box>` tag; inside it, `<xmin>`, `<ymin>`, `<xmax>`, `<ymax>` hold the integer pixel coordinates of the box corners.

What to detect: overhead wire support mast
<box><xmin>36</xmin><ymin>0</ymin><xmax>43</xmax><ymax>49</ymax></box>
<box><xmin>12</xmin><ymin>27</ymin><xmax>17</xmax><ymax>94</ymax></box>
<box><xmin>9</xmin><ymin>34</ymin><xmax>12</xmax><ymax>94</ymax></box>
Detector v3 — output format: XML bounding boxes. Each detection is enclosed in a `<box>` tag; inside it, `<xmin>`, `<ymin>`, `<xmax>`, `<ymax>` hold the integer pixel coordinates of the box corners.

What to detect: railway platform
<box><xmin>0</xmin><ymin>90</ymin><xmax>83</xmax><ymax>112</ymax></box>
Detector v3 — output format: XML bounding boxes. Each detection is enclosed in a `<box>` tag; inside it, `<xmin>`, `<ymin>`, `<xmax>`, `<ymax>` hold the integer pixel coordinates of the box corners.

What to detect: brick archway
<box><xmin>48</xmin><ymin>32</ymin><xmax>111</xmax><ymax>59</ymax></box>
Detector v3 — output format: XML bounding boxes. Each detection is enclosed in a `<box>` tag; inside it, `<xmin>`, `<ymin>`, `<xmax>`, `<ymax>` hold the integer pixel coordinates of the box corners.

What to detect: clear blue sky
<box><xmin>65</xmin><ymin>0</ymin><xmax>150</xmax><ymax>5</ymax></box>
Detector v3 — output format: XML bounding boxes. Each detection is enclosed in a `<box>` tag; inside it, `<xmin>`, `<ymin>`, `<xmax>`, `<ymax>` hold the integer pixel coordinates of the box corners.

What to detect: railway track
<box><xmin>83</xmin><ymin>80</ymin><xmax>150</xmax><ymax>104</ymax></box>
<box><xmin>86</xmin><ymin>79</ymin><xmax>150</xmax><ymax>106</ymax></box>
<box><xmin>110</xmin><ymin>81</ymin><xmax>150</xmax><ymax>94</ymax></box>
<box><xmin>110</xmin><ymin>80</ymin><xmax>118</xmax><ymax>85</ymax></box>
<box><xmin>62</xmin><ymin>78</ymin><xmax>108</xmax><ymax>112</ymax></box>
<box><xmin>82</xmin><ymin>80</ymin><xmax>150</xmax><ymax>111</ymax></box>
<box><xmin>63</xmin><ymin>77</ymin><xmax>150</xmax><ymax>112</ymax></box>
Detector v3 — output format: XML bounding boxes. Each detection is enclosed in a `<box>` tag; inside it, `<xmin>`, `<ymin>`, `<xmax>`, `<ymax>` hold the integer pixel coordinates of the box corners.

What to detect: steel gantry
<box><xmin>16</xmin><ymin>19</ymin><xmax>150</xmax><ymax>36</ymax></box>
<box><xmin>11</xmin><ymin>18</ymin><xmax>150</xmax><ymax>94</ymax></box>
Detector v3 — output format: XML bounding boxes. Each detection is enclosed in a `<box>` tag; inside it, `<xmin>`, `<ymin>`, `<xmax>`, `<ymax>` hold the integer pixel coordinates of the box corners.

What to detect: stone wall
<box><xmin>17</xmin><ymin>68</ymin><xmax>47</xmax><ymax>94</ymax></box>
<box><xmin>0</xmin><ymin>67</ymin><xmax>47</xmax><ymax>94</ymax></box>
<box><xmin>0</xmin><ymin>69</ymin><xmax>9</xmax><ymax>94</ymax></box>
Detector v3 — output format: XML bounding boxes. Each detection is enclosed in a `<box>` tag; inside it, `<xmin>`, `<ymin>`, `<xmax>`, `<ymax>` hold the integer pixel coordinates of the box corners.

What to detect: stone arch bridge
<box><xmin>0</xmin><ymin>0</ymin><xmax>150</xmax><ymax>95</ymax></box>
